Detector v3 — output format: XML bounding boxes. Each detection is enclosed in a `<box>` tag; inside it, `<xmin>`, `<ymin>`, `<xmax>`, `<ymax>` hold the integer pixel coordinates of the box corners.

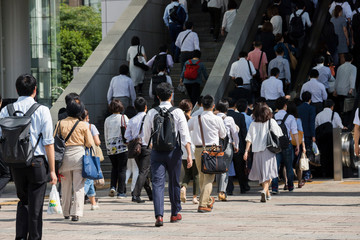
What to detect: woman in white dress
<box><xmin>221</xmin><ymin>0</ymin><xmax>237</xmax><ymax>36</ymax></box>
<box><xmin>243</xmin><ymin>102</ymin><xmax>283</xmax><ymax>203</ymax></box>
<box><xmin>127</xmin><ymin>36</ymin><xmax>147</xmax><ymax>95</ymax></box>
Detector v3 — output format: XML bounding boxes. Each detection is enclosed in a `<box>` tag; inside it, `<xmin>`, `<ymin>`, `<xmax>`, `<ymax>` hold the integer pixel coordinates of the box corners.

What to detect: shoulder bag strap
<box><xmin>64</xmin><ymin>120</ymin><xmax>80</xmax><ymax>143</ymax></box>
<box><xmin>6</xmin><ymin>104</ymin><xmax>16</xmax><ymax>116</ymax></box>
<box><xmin>258</xmin><ymin>51</ymin><xmax>264</xmax><ymax>70</ymax></box>
<box><xmin>121</xmin><ymin>114</ymin><xmax>127</xmax><ymax>128</ymax></box>
<box><xmin>54</xmin><ymin>121</ymin><xmax>62</xmax><ymax>138</ymax></box>
<box><xmin>139</xmin><ymin>115</ymin><xmax>146</xmax><ymax>135</ymax></box>
<box><xmin>331</xmin><ymin>110</ymin><xmax>335</xmax><ymax>122</ymax></box>
<box><xmin>282</xmin><ymin>113</ymin><xmax>290</xmax><ymax>124</ymax></box>
<box><xmin>198</xmin><ymin>115</ymin><xmax>206</xmax><ymax>148</ymax></box>
<box><xmin>24</xmin><ymin>103</ymin><xmax>41</xmax><ymax>116</ymax></box>
<box><xmin>181</xmin><ymin>31</ymin><xmax>192</xmax><ymax>47</ymax></box>
<box><xmin>247</xmin><ymin>60</ymin><xmax>252</xmax><ymax>76</ymax></box>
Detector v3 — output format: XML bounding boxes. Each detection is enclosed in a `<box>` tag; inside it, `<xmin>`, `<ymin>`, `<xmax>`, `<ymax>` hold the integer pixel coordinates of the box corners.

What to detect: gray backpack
<box><xmin>0</xmin><ymin>103</ymin><xmax>42</xmax><ymax>168</ymax></box>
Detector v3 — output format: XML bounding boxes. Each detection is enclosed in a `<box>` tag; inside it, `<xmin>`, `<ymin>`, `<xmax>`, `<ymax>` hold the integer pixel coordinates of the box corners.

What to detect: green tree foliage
<box><xmin>60</xmin><ymin>4</ymin><xmax>101</xmax><ymax>87</ymax></box>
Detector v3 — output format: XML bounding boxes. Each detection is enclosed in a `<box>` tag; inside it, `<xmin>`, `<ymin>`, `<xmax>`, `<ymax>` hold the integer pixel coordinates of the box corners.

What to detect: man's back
<box><xmin>228</xmin><ymin>87</ymin><xmax>251</xmax><ymax>103</ymax></box>
<box><xmin>227</xmin><ymin>109</ymin><xmax>247</xmax><ymax>153</ymax></box>
<box><xmin>268</xmin><ymin>56</ymin><xmax>290</xmax><ymax>82</ymax></box>
<box><xmin>301</xmin><ymin>79</ymin><xmax>327</xmax><ymax>103</ymax></box>
<box><xmin>229</xmin><ymin>58</ymin><xmax>256</xmax><ymax>84</ymax></box>
<box><xmin>297</xmin><ymin>102</ymin><xmax>316</xmax><ymax>137</ymax></box>
<box><xmin>335</xmin><ymin>62</ymin><xmax>357</xmax><ymax>96</ymax></box>
<box><xmin>260</xmin><ymin>77</ymin><xmax>284</xmax><ymax>100</ymax></box>
<box><xmin>314</xmin><ymin>65</ymin><xmax>332</xmax><ymax>89</ymax></box>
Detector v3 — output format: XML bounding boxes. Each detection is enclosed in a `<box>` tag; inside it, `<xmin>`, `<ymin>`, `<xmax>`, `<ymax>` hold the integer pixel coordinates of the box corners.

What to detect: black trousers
<box><xmin>109</xmin><ymin>152</ymin><xmax>128</xmax><ymax>194</ymax></box>
<box><xmin>11</xmin><ymin>156</ymin><xmax>49</xmax><ymax>240</ymax></box>
<box><xmin>311</xmin><ymin>102</ymin><xmax>324</xmax><ymax>114</ymax></box>
<box><xmin>133</xmin><ymin>147</ymin><xmax>152</xmax><ymax>198</ymax></box>
<box><xmin>184</xmin><ymin>83</ymin><xmax>201</xmax><ymax>107</ymax></box>
<box><xmin>0</xmin><ymin>159</ymin><xmax>11</xmax><ymax>196</ymax></box>
<box><xmin>208</xmin><ymin>7</ymin><xmax>221</xmax><ymax>40</ymax></box>
<box><xmin>232</xmin><ymin>151</ymin><xmax>249</xmax><ymax>192</ymax></box>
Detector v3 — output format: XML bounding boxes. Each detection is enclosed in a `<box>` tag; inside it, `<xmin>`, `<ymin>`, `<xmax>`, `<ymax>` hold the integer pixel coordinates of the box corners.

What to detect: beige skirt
<box><xmin>59</xmin><ymin>145</ymin><xmax>85</xmax><ymax>173</ymax></box>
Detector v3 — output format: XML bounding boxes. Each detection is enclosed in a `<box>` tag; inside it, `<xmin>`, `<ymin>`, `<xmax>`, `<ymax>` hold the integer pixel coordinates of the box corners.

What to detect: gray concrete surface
<box><xmin>1</xmin><ymin>179</ymin><xmax>359</xmax><ymax>239</ymax></box>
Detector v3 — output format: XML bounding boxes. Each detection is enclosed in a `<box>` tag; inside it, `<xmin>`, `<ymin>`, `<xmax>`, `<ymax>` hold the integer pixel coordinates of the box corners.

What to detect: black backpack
<box><xmin>289</xmin><ymin>10</ymin><xmax>305</xmax><ymax>39</ymax></box>
<box><xmin>275</xmin><ymin>113</ymin><xmax>290</xmax><ymax>150</ymax></box>
<box><xmin>152</xmin><ymin>54</ymin><xmax>168</xmax><ymax>75</ymax></box>
<box><xmin>315</xmin><ymin>111</ymin><xmax>335</xmax><ymax>141</ymax></box>
<box><xmin>151</xmin><ymin>75</ymin><xmax>167</xmax><ymax>96</ymax></box>
<box><xmin>169</xmin><ymin>5</ymin><xmax>187</xmax><ymax>25</ymax></box>
<box><xmin>150</xmin><ymin>107</ymin><xmax>179</xmax><ymax>152</ymax></box>
<box><xmin>0</xmin><ymin>103</ymin><xmax>42</xmax><ymax>167</ymax></box>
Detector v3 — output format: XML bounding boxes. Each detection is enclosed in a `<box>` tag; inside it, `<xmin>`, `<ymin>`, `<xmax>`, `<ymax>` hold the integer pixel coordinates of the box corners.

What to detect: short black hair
<box><xmin>275</xmin><ymin>96</ymin><xmax>287</xmax><ymax>110</ymax></box>
<box><xmin>228</xmin><ymin>97</ymin><xmax>237</xmax><ymax>108</ymax></box>
<box><xmin>202</xmin><ymin>95</ymin><xmax>215</xmax><ymax>109</ymax></box>
<box><xmin>185</xmin><ymin>21</ymin><xmax>193</xmax><ymax>29</ymax></box>
<box><xmin>301</xmin><ymin>91</ymin><xmax>312</xmax><ymax>102</ymax></box>
<box><xmin>345</xmin><ymin>53</ymin><xmax>353</xmax><ymax>62</ymax></box>
<box><xmin>197</xmin><ymin>96</ymin><xmax>203</xmax><ymax>106</ymax></box>
<box><xmin>234</xmin><ymin>77</ymin><xmax>243</xmax><ymax>86</ymax></box>
<box><xmin>156</xmin><ymin>82</ymin><xmax>173</xmax><ymax>101</ymax></box>
<box><xmin>216</xmin><ymin>99</ymin><xmax>229</xmax><ymax>113</ymax></box>
<box><xmin>270</xmin><ymin>67</ymin><xmax>280</xmax><ymax>76</ymax></box>
<box><xmin>236</xmin><ymin>99</ymin><xmax>248</xmax><ymax>112</ymax></box>
<box><xmin>124</xmin><ymin>106</ymin><xmax>137</xmax><ymax>119</ymax></box>
<box><xmin>255</xmin><ymin>97</ymin><xmax>266</xmax><ymax>104</ymax></box>
<box><xmin>66</xmin><ymin>99</ymin><xmax>85</xmax><ymax>119</ymax></box>
<box><xmin>16</xmin><ymin>74</ymin><xmax>37</xmax><ymax>96</ymax></box>
<box><xmin>193</xmin><ymin>50</ymin><xmax>201</xmax><ymax>58</ymax></box>
<box><xmin>119</xmin><ymin>64</ymin><xmax>129</xmax><ymax>75</ymax></box>
<box><xmin>65</xmin><ymin>92</ymin><xmax>80</xmax><ymax>106</ymax></box>
<box><xmin>254</xmin><ymin>41</ymin><xmax>262</xmax><ymax>47</ymax></box>
<box><xmin>324</xmin><ymin>99</ymin><xmax>335</xmax><ymax>108</ymax></box>
<box><xmin>275</xmin><ymin>46</ymin><xmax>284</xmax><ymax>55</ymax></box>
<box><xmin>316</xmin><ymin>56</ymin><xmax>325</xmax><ymax>64</ymax></box>
<box><xmin>239</xmin><ymin>51</ymin><xmax>248</xmax><ymax>58</ymax></box>
<box><xmin>131</xmin><ymin>36</ymin><xmax>140</xmax><ymax>46</ymax></box>
<box><xmin>310</xmin><ymin>69</ymin><xmax>319</xmax><ymax>78</ymax></box>
<box><xmin>159</xmin><ymin>44</ymin><xmax>168</xmax><ymax>52</ymax></box>
<box><xmin>228</xmin><ymin>0</ymin><xmax>237</xmax><ymax>9</ymax></box>
<box><xmin>296</xmin><ymin>2</ymin><xmax>305</xmax><ymax>9</ymax></box>
<box><xmin>134</xmin><ymin>97</ymin><xmax>147</xmax><ymax>112</ymax></box>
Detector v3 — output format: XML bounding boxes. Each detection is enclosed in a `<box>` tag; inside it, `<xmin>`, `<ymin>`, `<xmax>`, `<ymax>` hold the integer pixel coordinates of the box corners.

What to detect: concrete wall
<box><xmin>200</xmin><ymin>0</ymin><xmax>268</xmax><ymax>102</ymax></box>
<box><xmin>50</xmin><ymin>0</ymin><xmax>167</xmax><ymax>124</ymax></box>
<box><xmin>101</xmin><ymin>0</ymin><xmax>132</xmax><ymax>38</ymax></box>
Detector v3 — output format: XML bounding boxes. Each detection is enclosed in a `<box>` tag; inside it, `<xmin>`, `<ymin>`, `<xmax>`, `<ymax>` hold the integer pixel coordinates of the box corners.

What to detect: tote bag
<box><xmin>82</xmin><ymin>147</ymin><xmax>103</xmax><ymax>180</ymax></box>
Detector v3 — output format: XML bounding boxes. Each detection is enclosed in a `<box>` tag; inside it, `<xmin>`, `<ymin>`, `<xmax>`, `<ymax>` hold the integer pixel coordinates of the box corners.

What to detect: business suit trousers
<box><xmin>232</xmin><ymin>151</ymin><xmax>249</xmax><ymax>192</ymax></box>
<box><xmin>133</xmin><ymin>147</ymin><xmax>152</xmax><ymax>198</ymax></box>
<box><xmin>208</xmin><ymin>7</ymin><xmax>221</xmax><ymax>40</ymax></box>
<box><xmin>151</xmin><ymin>145</ymin><xmax>182</xmax><ymax>217</ymax></box>
<box><xmin>61</xmin><ymin>169</ymin><xmax>85</xmax><ymax>217</ymax></box>
<box><xmin>0</xmin><ymin>159</ymin><xmax>11</xmax><ymax>196</ymax></box>
<box><xmin>216</xmin><ymin>143</ymin><xmax>233</xmax><ymax>193</ymax></box>
<box><xmin>11</xmin><ymin>156</ymin><xmax>48</xmax><ymax>240</ymax></box>
<box><xmin>195</xmin><ymin>147</ymin><xmax>215</xmax><ymax>208</ymax></box>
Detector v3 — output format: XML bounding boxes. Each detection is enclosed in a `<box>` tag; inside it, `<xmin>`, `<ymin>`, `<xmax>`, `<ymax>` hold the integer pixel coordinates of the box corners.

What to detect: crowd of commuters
<box><xmin>1</xmin><ymin>0</ymin><xmax>360</xmax><ymax>238</ymax></box>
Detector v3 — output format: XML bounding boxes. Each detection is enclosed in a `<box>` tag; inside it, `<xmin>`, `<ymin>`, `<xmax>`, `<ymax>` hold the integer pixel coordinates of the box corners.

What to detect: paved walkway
<box><xmin>1</xmin><ymin>179</ymin><xmax>360</xmax><ymax>240</ymax></box>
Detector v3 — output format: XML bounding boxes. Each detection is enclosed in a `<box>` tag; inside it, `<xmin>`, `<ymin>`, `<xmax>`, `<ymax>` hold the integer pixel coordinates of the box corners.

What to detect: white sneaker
<box><xmin>266</xmin><ymin>194</ymin><xmax>272</xmax><ymax>201</ymax></box>
<box><xmin>180</xmin><ymin>187</ymin><xmax>186</xmax><ymax>203</ymax></box>
<box><xmin>260</xmin><ymin>191</ymin><xmax>266</xmax><ymax>203</ymax></box>
<box><xmin>91</xmin><ymin>204</ymin><xmax>100</xmax><ymax>210</ymax></box>
<box><xmin>192</xmin><ymin>197</ymin><xmax>199</xmax><ymax>204</ymax></box>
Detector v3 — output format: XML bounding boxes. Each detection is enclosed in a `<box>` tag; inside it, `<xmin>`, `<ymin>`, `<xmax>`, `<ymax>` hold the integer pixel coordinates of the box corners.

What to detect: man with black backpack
<box><xmin>147</xmin><ymin>45</ymin><xmax>174</xmax><ymax>75</ymax></box>
<box><xmin>149</xmin><ymin>62</ymin><xmax>174</xmax><ymax>107</ymax></box>
<box><xmin>272</xmin><ymin>97</ymin><xmax>299</xmax><ymax>194</ymax></box>
<box><xmin>0</xmin><ymin>74</ymin><xmax>57</xmax><ymax>239</ymax></box>
<box><xmin>163</xmin><ymin>0</ymin><xmax>188</xmax><ymax>62</ymax></box>
<box><xmin>289</xmin><ymin>2</ymin><xmax>312</xmax><ymax>51</ymax></box>
<box><xmin>143</xmin><ymin>82</ymin><xmax>192</xmax><ymax>227</ymax></box>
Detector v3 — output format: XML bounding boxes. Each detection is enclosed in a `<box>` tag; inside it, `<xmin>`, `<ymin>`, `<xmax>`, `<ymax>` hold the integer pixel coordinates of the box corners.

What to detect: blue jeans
<box><xmin>303</xmin><ymin>137</ymin><xmax>312</xmax><ymax>180</ymax></box>
<box><xmin>84</xmin><ymin>179</ymin><xmax>96</xmax><ymax>197</ymax></box>
<box><xmin>272</xmin><ymin>144</ymin><xmax>294</xmax><ymax>191</ymax></box>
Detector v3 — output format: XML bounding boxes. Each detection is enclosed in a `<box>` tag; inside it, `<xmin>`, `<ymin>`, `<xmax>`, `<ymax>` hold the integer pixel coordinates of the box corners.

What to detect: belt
<box><xmin>195</xmin><ymin>145</ymin><xmax>213</xmax><ymax>148</ymax></box>
<box><xmin>243</xmin><ymin>84</ymin><xmax>251</xmax><ymax>85</ymax></box>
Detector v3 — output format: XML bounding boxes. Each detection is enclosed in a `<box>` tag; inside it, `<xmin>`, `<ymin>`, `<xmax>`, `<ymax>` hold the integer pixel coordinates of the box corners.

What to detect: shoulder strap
<box><xmin>181</xmin><ymin>31</ymin><xmax>192</xmax><ymax>47</ymax></box>
<box><xmin>282</xmin><ymin>113</ymin><xmax>290</xmax><ymax>124</ymax></box>
<box><xmin>121</xmin><ymin>114</ymin><xmax>127</xmax><ymax>128</ymax></box>
<box><xmin>64</xmin><ymin>120</ymin><xmax>80</xmax><ymax>143</ymax></box>
<box><xmin>331</xmin><ymin>110</ymin><xmax>335</xmax><ymax>121</ymax></box>
<box><xmin>198</xmin><ymin>115</ymin><xmax>206</xmax><ymax>148</ymax></box>
<box><xmin>258</xmin><ymin>51</ymin><xmax>264</xmax><ymax>69</ymax></box>
<box><xmin>6</xmin><ymin>104</ymin><xmax>16</xmax><ymax>116</ymax></box>
<box><xmin>168</xmin><ymin>106</ymin><xmax>177</xmax><ymax>113</ymax></box>
<box><xmin>55</xmin><ymin>121</ymin><xmax>62</xmax><ymax>138</ymax></box>
<box><xmin>139</xmin><ymin>115</ymin><xmax>146</xmax><ymax>135</ymax></box>
<box><xmin>247</xmin><ymin>60</ymin><xmax>252</xmax><ymax>75</ymax></box>
<box><xmin>299</xmin><ymin>10</ymin><xmax>305</xmax><ymax>17</ymax></box>
<box><xmin>24</xmin><ymin>103</ymin><xmax>41</xmax><ymax>117</ymax></box>
<box><xmin>189</xmin><ymin>59</ymin><xmax>193</xmax><ymax>65</ymax></box>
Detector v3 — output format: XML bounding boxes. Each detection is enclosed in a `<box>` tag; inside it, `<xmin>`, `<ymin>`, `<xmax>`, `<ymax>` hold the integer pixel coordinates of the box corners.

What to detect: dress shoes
<box><xmin>208</xmin><ymin>196</ymin><xmax>215</xmax><ymax>209</ymax></box>
<box><xmin>170</xmin><ymin>213</ymin><xmax>182</xmax><ymax>223</ymax></box>
<box><xmin>71</xmin><ymin>216</ymin><xmax>79</xmax><ymax>222</ymax></box>
<box><xmin>132</xmin><ymin>196</ymin><xmax>145</xmax><ymax>203</ymax></box>
<box><xmin>218</xmin><ymin>192</ymin><xmax>227</xmax><ymax>201</ymax></box>
<box><xmin>155</xmin><ymin>216</ymin><xmax>163</xmax><ymax>227</ymax></box>
<box><xmin>298</xmin><ymin>180</ymin><xmax>305</xmax><ymax>188</ymax></box>
<box><xmin>197</xmin><ymin>206</ymin><xmax>212</xmax><ymax>213</ymax></box>
<box><xmin>64</xmin><ymin>216</ymin><xmax>70</xmax><ymax>220</ymax></box>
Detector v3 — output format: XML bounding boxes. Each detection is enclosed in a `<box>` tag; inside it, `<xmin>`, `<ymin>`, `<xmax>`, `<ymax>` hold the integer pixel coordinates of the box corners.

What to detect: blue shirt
<box><xmin>300</xmin><ymin>78</ymin><xmax>328</xmax><ymax>103</ymax></box>
<box><xmin>274</xmin><ymin>109</ymin><xmax>298</xmax><ymax>140</ymax></box>
<box><xmin>241</xmin><ymin>112</ymin><xmax>253</xmax><ymax>130</ymax></box>
<box><xmin>0</xmin><ymin>96</ymin><xmax>54</xmax><ymax>157</ymax></box>
<box><xmin>313</xmin><ymin>64</ymin><xmax>332</xmax><ymax>89</ymax></box>
<box><xmin>163</xmin><ymin>2</ymin><xmax>188</xmax><ymax>27</ymax></box>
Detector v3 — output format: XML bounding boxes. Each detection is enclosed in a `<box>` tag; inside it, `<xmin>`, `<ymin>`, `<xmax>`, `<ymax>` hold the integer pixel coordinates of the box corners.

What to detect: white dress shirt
<box><xmin>107</xmin><ymin>74</ymin><xmax>136</xmax><ymax>105</ymax></box>
<box><xmin>260</xmin><ymin>76</ymin><xmax>285</xmax><ymax>100</ymax></box>
<box><xmin>329</xmin><ymin>2</ymin><xmax>353</xmax><ymax>19</ymax></box>
<box><xmin>300</xmin><ymin>78</ymin><xmax>328</xmax><ymax>103</ymax></box>
<box><xmin>175</xmin><ymin>30</ymin><xmax>200</xmax><ymax>52</ymax></box>
<box><xmin>0</xmin><ymin>96</ymin><xmax>54</xmax><ymax>157</ymax></box>
<box><xmin>229</xmin><ymin>58</ymin><xmax>256</xmax><ymax>85</ymax></box>
<box><xmin>143</xmin><ymin>101</ymin><xmax>191</xmax><ymax>148</ymax></box>
<box><xmin>245</xmin><ymin>119</ymin><xmax>283</xmax><ymax>152</ymax></box>
<box><xmin>274</xmin><ymin>109</ymin><xmax>298</xmax><ymax>140</ymax></box>
<box><xmin>313</xmin><ymin>64</ymin><xmax>333</xmax><ymax>89</ymax></box>
<box><xmin>149</xmin><ymin>73</ymin><xmax>174</xmax><ymax>100</ymax></box>
<box><xmin>222</xmin><ymin>9</ymin><xmax>237</xmax><ymax>32</ymax></box>
<box><xmin>217</xmin><ymin>112</ymin><xmax>239</xmax><ymax>147</ymax></box>
<box><xmin>146</xmin><ymin>52</ymin><xmax>174</xmax><ymax>70</ymax></box>
<box><xmin>268</xmin><ymin>56</ymin><xmax>291</xmax><ymax>83</ymax></box>
<box><xmin>124</xmin><ymin>112</ymin><xmax>147</xmax><ymax>146</ymax></box>
<box><xmin>289</xmin><ymin>9</ymin><xmax>312</xmax><ymax>28</ymax></box>
<box><xmin>188</xmin><ymin>111</ymin><xmax>227</xmax><ymax>146</ymax></box>
<box><xmin>191</xmin><ymin>107</ymin><xmax>204</xmax><ymax>117</ymax></box>
<box><xmin>271</xmin><ymin>15</ymin><xmax>283</xmax><ymax>35</ymax></box>
<box><xmin>315</xmin><ymin>108</ymin><xmax>343</xmax><ymax>129</ymax></box>
<box><xmin>334</xmin><ymin>62</ymin><xmax>357</xmax><ymax>96</ymax></box>
<box><xmin>353</xmin><ymin>108</ymin><xmax>360</xmax><ymax>126</ymax></box>
<box><xmin>207</xmin><ymin>0</ymin><xmax>227</xmax><ymax>10</ymax></box>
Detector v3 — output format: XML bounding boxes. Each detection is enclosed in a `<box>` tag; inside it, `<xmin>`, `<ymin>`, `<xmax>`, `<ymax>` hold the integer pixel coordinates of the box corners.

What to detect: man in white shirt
<box><xmin>229</xmin><ymin>51</ymin><xmax>256</xmax><ymax>92</ymax></box>
<box><xmin>147</xmin><ymin>45</ymin><xmax>174</xmax><ymax>75</ymax></box>
<box><xmin>107</xmin><ymin>65</ymin><xmax>136</xmax><ymax>109</ymax></box>
<box><xmin>0</xmin><ymin>74</ymin><xmax>57</xmax><ymax>239</ymax></box>
<box><xmin>268</xmin><ymin>47</ymin><xmax>291</xmax><ymax>93</ymax></box>
<box><xmin>300</xmin><ymin>69</ymin><xmax>328</xmax><ymax>114</ymax></box>
<box><xmin>124</xmin><ymin>97</ymin><xmax>152</xmax><ymax>204</ymax></box>
<box><xmin>143</xmin><ymin>82</ymin><xmax>192</xmax><ymax>227</ymax></box>
<box><xmin>315</xmin><ymin>99</ymin><xmax>344</xmax><ymax>129</ymax></box>
<box><xmin>261</xmin><ymin>67</ymin><xmax>285</xmax><ymax>111</ymax></box>
<box><xmin>313</xmin><ymin>56</ymin><xmax>334</xmax><ymax>90</ymax></box>
<box><xmin>175</xmin><ymin>21</ymin><xmax>200</xmax><ymax>70</ymax></box>
<box><xmin>272</xmin><ymin>97</ymin><xmax>299</xmax><ymax>194</ymax></box>
<box><xmin>289</xmin><ymin>2</ymin><xmax>312</xmax><ymax>51</ymax></box>
<box><xmin>149</xmin><ymin>63</ymin><xmax>174</xmax><ymax>107</ymax></box>
<box><xmin>188</xmin><ymin>95</ymin><xmax>227</xmax><ymax>212</ymax></box>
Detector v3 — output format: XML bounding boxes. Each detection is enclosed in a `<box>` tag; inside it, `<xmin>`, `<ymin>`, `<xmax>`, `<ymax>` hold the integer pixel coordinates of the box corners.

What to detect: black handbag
<box><xmin>127</xmin><ymin>116</ymin><xmax>145</xmax><ymax>158</ymax></box>
<box><xmin>266</xmin><ymin>120</ymin><xmax>281</xmax><ymax>154</ymax></box>
<box><xmin>133</xmin><ymin>45</ymin><xmax>149</xmax><ymax>71</ymax></box>
<box><xmin>198</xmin><ymin>116</ymin><xmax>228</xmax><ymax>174</ymax></box>
<box><xmin>54</xmin><ymin>120</ymin><xmax>80</xmax><ymax>168</ymax></box>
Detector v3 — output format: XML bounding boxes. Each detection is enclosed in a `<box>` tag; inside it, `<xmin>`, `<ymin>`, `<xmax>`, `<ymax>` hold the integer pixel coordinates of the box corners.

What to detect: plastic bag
<box><xmin>177</xmin><ymin>84</ymin><xmax>187</xmax><ymax>94</ymax></box>
<box><xmin>299</xmin><ymin>153</ymin><xmax>309</xmax><ymax>171</ymax></box>
<box><xmin>47</xmin><ymin>185</ymin><xmax>63</xmax><ymax>215</ymax></box>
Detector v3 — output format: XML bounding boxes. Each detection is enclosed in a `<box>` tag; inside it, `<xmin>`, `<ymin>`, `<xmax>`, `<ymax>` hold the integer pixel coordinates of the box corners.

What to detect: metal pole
<box><xmin>333</xmin><ymin>128</ymin><xmax>343</xmax><ymax>181</ymax></box>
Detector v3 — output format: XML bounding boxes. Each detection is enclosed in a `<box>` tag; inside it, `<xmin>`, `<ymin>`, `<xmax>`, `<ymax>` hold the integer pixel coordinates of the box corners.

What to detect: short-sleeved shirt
<box><xmin>353</xmin><ymin>109</ymin><xmax>360</xmax><ymax>126</ymax></box>
<box><xmin>229</xmin><ymin>58</ymin><xmax>256</xmax><ymax>85</ymax></box>
<box><xmin>274</xmin><ymin>110</ymin><xmax>298</xmax><ymax>141</ymax></box>
<box><xmin>248</xmin><ymin>48</ymin><xmax>268</xmax><ymax>79</ymax></box>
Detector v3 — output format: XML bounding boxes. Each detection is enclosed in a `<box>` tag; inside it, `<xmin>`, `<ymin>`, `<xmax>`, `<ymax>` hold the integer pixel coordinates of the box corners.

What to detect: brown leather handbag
<box><xmin>198</xmin><ymin>115</ymin><xmax>228</xmax><ymax>174</ymax></box>
<box><xmin>127</xmin><ymin>116</ymin><xmax>146</xmax><ymax>158</ymax></box>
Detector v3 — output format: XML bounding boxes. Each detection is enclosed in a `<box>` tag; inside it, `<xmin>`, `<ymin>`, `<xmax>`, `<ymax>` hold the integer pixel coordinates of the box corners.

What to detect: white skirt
<box><xmin>248</xmin><ymin>148</ymin><xmax>278</xmax><ymax>184</ymax></box>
